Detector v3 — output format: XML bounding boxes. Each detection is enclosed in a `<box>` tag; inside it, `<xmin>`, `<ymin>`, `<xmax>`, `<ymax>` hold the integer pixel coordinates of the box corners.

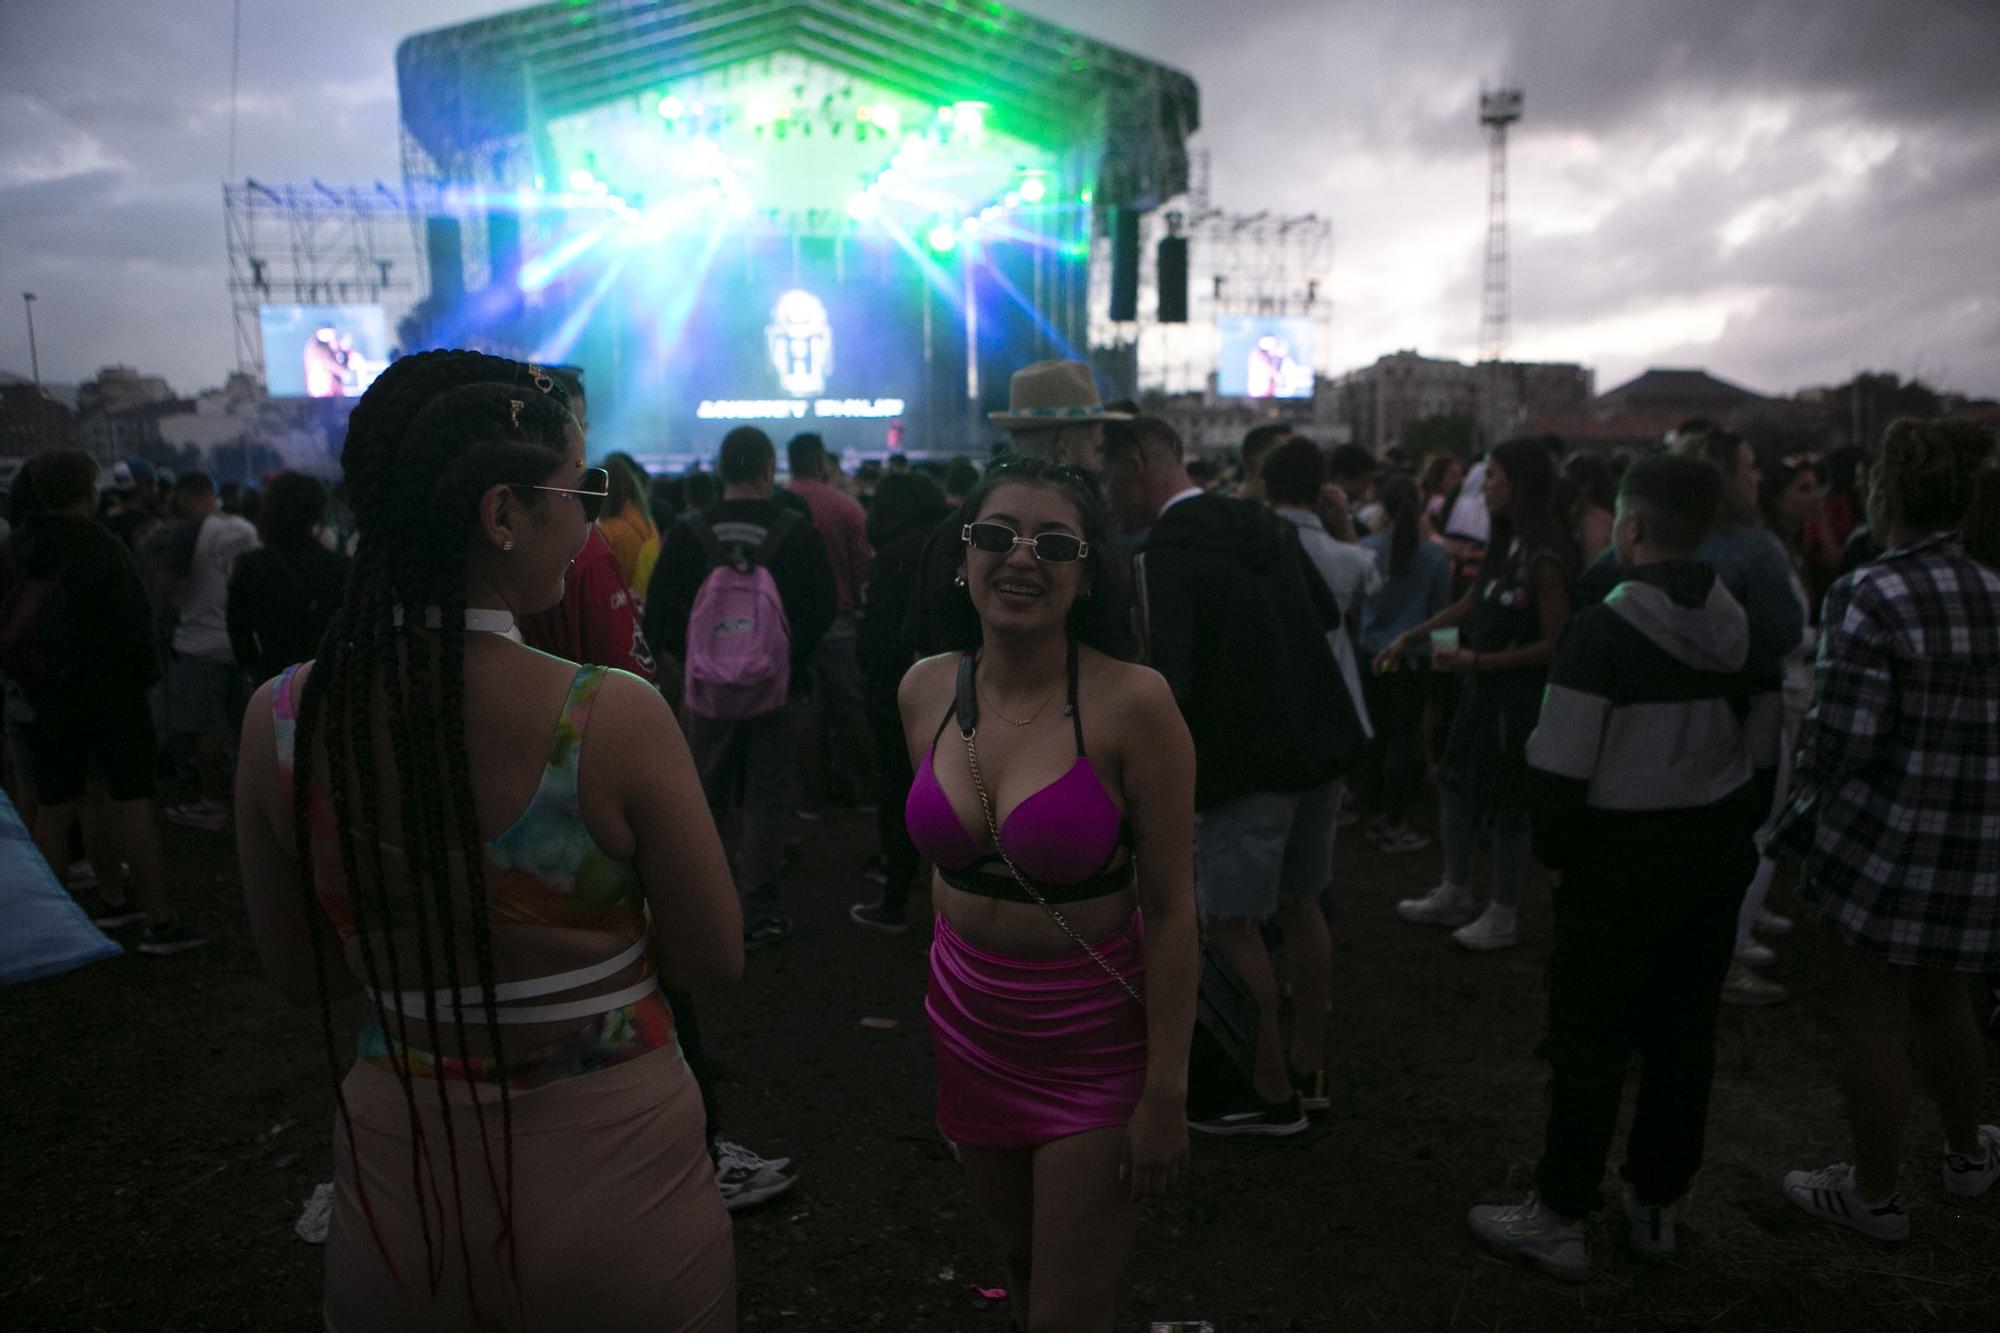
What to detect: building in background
<box><xmin>0</xmin><ymin>375</ymin><xmax>79</xmax><ymax>459</ymax></box>
<box><xmin>1144</xmin><ymin>377</ymin><xmax>1352</xmax><ymax>457</ymax></box>
<box><xmin>74</xmin><ymin>366</ymin><xmax>174</xmax><ymax>420</ymax></box>
<box><xmin>1338</xmin><ymin>351</ymin><xmax>1481</xmax><ymax>455</ymax></box>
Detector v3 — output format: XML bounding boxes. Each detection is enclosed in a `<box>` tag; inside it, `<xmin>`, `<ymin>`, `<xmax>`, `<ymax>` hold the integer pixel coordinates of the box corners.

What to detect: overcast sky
<box><xmin>4</xmin><ymin>0</ymin><xmax>1997</xmax><ymax>398</ymax></box>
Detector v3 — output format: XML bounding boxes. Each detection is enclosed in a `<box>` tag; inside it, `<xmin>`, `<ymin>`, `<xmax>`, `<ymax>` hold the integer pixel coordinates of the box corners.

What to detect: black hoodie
<box><xmin>1138</xmin><ymin>491</ymin><xmax>1364</xmax><ymax>810</ymax></box>
<box><xmin>861</xmin><ymin>491</ymin><xmax>950</xmax><ymax>691</ymax></box>
<box><xmin>5</xmin><ymin>513</ymin><xmax>159</xmax><ymax>695</ymax></box>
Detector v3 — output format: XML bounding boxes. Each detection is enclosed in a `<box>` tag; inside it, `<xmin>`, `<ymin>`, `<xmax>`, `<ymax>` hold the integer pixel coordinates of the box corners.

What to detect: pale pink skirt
<box><xmin>324</xmin><ymin>1043</ymin><xmax>734</xmax><ymax>1332</ymax></box>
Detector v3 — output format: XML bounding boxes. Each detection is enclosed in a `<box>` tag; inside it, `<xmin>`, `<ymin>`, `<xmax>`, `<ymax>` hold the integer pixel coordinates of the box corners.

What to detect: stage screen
<box><xmin>1217</xmin><ymin>316</ymin><xmax>1315</xmax><ymax>399</ymax></box>
<box><xmin>260</xmin><ymin>304</ymin><xmax>390</xmax><ymax>399</ymax></box>
<box><xmin>573</xmin><ymin>234</ymin><xmax>931</xmax><ymax>458</ymax></box>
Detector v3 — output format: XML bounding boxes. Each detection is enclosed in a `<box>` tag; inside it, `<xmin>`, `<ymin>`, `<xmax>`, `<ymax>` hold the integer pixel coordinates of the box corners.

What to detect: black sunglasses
<box><xmin>517</xmin><ymin>466</ymin><xmax>611</xmax><ymax>522</ymax></box>
<box><xmin>962</xmin><ymin>520</ymin><xmax>1089</xmax><ymax>563</ymax></box>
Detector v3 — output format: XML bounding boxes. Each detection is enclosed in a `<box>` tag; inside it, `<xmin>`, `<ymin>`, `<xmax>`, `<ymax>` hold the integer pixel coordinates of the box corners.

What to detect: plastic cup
<box><xmin>1429</xmin><ymin>627</ymin><xmax>1460</xmax><ymax>655</ymax></box>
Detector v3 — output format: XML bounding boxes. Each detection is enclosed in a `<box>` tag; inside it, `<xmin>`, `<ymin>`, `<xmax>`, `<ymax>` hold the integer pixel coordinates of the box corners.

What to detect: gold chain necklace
<box><xmin>976</xmin><ymin>679</ymin><xmax>1060</xmax><ymax>728</ymax></box>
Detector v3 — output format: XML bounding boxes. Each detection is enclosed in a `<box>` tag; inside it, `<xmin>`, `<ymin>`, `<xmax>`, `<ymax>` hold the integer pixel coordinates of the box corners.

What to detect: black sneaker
<box><xmin>743</xmin><ymin>915</ymin><xmax>794</xmax><ymax>951</ymax></box>
<box><xmin>137</xmin><ymin>917</ymin><xmax>207</xmax><ymax>956</ymax></box>
<box><xmin>1291</xmin><ymin>1068</ymin><xmax>1330</xmax><ymax>1115</ymax></box>
<box><xmin>848</xmin><ymin>900</ymin><xmax>909</xmax><ymax>934</ymax></box>
<box><xmin>87</xmin><ymin>895</ymin><xmax>147</xmax><ymax>929</ymax></box>
<box><xmin>1189</xmin><ymin>1094</ymin><xmax>1309</xmax><ymax>1138</ymax></box>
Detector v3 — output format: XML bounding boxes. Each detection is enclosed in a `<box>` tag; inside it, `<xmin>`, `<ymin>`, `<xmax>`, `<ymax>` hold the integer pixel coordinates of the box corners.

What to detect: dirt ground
<box><xmin>5</xmin><ymin>793</ymin><xmax>1999</xmax><ymax>1332</ymax></box>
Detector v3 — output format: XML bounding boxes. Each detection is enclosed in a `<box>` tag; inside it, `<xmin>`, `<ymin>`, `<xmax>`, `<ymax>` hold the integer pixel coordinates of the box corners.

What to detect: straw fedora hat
<box><xmin>987</xmin><ymin>360</ymin><xmax>1132</xmax><ymax>430</ymax></box>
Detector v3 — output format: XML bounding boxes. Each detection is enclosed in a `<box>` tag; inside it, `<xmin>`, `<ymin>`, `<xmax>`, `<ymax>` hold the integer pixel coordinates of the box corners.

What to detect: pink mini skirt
<box><xmin>927</xmin><ymin>910</ymin><xmax>1148</xmax><ymax>1150</ymax></box>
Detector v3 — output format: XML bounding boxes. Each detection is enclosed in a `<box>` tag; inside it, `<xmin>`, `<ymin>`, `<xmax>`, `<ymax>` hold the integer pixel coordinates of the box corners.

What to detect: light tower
<box><xmin>1477</xmin><ymin>86</ymin><xmax>1522</xmax><ymax>365</ymax></box>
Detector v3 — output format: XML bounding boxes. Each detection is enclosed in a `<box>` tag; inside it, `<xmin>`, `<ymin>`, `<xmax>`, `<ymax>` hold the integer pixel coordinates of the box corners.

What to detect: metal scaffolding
<box><xmin>1091</xmin><ymin>191</ymin><xmax>1335</xmax><ymax>396</ymax></box>
<box><xmin>222</xmin><ymin>180</ymin><xmax>429</xmax><ymax>375</ymax></box>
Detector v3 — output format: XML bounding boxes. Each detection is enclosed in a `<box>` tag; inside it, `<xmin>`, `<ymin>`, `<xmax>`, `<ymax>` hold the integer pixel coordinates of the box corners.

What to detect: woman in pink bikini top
<box><xmin>896</xmin><ymin>455</ymin><xmax>1197</xmax><ymax>1332</ymax></box>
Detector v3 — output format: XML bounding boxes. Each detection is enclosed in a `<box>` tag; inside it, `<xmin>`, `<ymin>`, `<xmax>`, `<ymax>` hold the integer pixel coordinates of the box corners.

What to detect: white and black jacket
<box><xmin>1525</xmin><ymin>560</ymin><xmax>1779</xmax><ymax>873</ymax></box>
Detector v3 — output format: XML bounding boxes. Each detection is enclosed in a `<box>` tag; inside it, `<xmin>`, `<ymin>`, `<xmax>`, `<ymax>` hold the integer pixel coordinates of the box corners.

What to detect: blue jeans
<box><xmin>1440</xmin><ymin>785</ymin><xmax>1531</xmax><ymax>909</ymax></box>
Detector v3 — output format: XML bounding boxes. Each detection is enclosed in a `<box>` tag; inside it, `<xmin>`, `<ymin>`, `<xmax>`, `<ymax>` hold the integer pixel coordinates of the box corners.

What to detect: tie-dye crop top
<box><xmin>271</xmin><ymin>662</ymin><xmax>675</xmax><ymax>1089</ymax></box>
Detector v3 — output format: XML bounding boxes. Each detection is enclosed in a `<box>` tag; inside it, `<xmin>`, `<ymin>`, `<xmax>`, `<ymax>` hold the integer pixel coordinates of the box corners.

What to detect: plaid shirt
<box><xmin>1767</xmin><ymin>534</ymin><xmax>2000</xmax><ymax>971</ymax></box>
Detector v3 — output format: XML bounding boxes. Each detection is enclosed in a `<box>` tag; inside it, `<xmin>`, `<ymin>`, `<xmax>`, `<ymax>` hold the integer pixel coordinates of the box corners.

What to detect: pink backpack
<box><xmin>681</xmin><ymin>510</ymin><xmax>800</xmax><ymax>720</ymax></box>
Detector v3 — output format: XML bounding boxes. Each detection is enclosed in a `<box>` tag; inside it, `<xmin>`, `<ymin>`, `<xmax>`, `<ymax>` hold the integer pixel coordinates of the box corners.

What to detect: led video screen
<box><xmin>572</xmin><ymin>235</ymin><xmax>930</xmax><ymax>455</ymax></box>
<box><xmin>260</xmin><ymin>304</ymin><xmax>390</xmax><ymax>399</ymax></box>
<box><xmin>1218</xmin><ymin>316</ymin><xmax>1315</xmax><ymax>399</ymax></box>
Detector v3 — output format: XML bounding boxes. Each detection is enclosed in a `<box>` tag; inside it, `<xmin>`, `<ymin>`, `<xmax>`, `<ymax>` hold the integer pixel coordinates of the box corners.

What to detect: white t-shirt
<box><xmin>1278</xmin><ymin>508</ymin><xmax>1383</xmax><ymax>739</ymax></box>
<box><xmin>171</xmin><ymin>512</ymin><xmax>261</xmax><ymax>663</ymax></box>
<box><xmin>1443</xmin><ymin>462</ymin><xmax>1491</xmax><ymax>545</ymax></box>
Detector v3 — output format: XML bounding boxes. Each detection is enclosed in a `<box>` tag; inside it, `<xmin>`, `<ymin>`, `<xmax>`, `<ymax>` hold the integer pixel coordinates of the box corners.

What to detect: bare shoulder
<box><xmin>1078</xmin><ymin>650</ymin><xmax>1179</xmax><ymax>729</ymax></box>
<box><xmin>594</xmin><ymin>665</ymin><xmax>674</xmax><ymax>720</ymax></box>
<box><xmin>242</xmin><ymin>660</ymin><xmax>311</xmax><ymax>744</ymax></box>
<box><xmin>578</xmin><ymin>667</ymin><xmax>679</xmax><ymax>768</ymax></box>
<box><xmin>899</xmin><ymin>650</ymin><xmax>959</xmax><ymax>710</ymax></box>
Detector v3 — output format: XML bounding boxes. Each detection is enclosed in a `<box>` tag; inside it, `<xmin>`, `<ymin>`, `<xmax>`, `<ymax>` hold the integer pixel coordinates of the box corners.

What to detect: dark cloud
<box><xmin>2</xmin><ymin>0</ymin><xmax>1996</xmax><ymax>396</ymax></box>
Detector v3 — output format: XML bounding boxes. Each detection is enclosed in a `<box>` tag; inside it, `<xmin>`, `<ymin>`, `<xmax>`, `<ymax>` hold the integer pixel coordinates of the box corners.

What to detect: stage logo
<box><xmin>767</xmin><ymin>289</ymin><xmax>832</xmax><ymax>397</ymax></box>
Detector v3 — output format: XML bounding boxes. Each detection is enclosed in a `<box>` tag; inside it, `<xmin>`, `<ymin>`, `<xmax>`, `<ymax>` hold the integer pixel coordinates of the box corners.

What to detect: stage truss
<box><xmin>223</xmin><ymin>181</ymin><xmax>428</xmax><ymax>376</ymax></box>
<box><xmin>1091</xmin><ymin>200</ymin><xmax>1334</xmax><ymax>397</ymax></box>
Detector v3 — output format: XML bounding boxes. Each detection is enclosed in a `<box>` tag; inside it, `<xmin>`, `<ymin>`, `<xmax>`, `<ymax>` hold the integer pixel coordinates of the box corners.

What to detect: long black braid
<box><xmin>288</xmin><ymin>350</ymin><xmax>575</xmax><ymax>1310</ymax></box>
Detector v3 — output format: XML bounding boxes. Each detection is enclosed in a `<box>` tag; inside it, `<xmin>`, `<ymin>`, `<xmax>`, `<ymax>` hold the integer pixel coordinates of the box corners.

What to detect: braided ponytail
<box><xmin>290</xmin><ymin>351</ymin><xmax>574</xmax><ymax>1311</ymax></box>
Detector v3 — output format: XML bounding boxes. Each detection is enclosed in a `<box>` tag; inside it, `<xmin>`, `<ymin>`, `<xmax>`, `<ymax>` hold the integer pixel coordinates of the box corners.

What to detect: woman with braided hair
<box><xmin>234</xmin><ymin>353</ymin><xmax>741</xmax><ymax>1329</ymax></box>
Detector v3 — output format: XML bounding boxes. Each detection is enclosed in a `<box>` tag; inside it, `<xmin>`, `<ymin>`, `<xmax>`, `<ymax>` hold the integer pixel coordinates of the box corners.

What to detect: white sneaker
<box><xmin>716</xmin><ymin>1137</ymin><xmax>792</xmax><ymax>1177</ymax></box>
<box><xmin>1452</xmin><ymin>903</ymin><xmax>1517</xmax><ymax>952</ymax></box>
<box><xmin>1783</xmin><ymin>1163</ymin><xmax>1909</xmax><ymax>1240</ymax></box>
<box><xmin>1467</xmin><ymin>1194</ymin><xmax>1589</xmax><ymax>1281</ymax></box>
<box><xmin>1754</xmin><ymin>908</ymin><xmax>1793</xmax><ymax>937</ymax></box>
<box><xmin>714</xmin><ymin>1139</ymin><xmax>796</xmax><ymax>1212</ymax></box>
<box><xmin>1735</xmin><ymin>938</ymin><xmax>1776</xmax><ymax>968</ymax></box>
<box><xmin>1721</xmin><ymin>963</ymin><xmax>1788</xmax><ymax>1007</ymax></box>
<box><xmin>1943</xmin><ymin>1125</ymin><xmax>2000</xmax><ymax>1198</ymax></box>
<box><xmin>1621</xmin><ymin>1183</ymin><xmax>1677</xmax><ymax>1261</ymax></box>
<box><xmin>1396</xmin><ymin>882</ymin><xmax>1476</xmax><ymax>927</ymax></box>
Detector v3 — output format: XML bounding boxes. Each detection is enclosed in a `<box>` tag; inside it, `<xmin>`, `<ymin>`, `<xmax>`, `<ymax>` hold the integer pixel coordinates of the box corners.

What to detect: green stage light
<box><xmin>952</xmin><ymin>102</ymin><xmax>988</xmax><ymax>139</ymax></box>
<box><xmin>1004</xmin><ymin>191</ymin><xmax>1021</xmax><ymax>209</ymax></box>
<box><xmin>658</xmin><ymin>95</ymin><xmax>685</xmax><ymax>119</ymax></box>
<box><xmin>927</xmin><ymin>222</ymin><xmax>958</xmax><ymax>253</ymax></box>
<box><xmin>567</xmin><ymin>168</ymin><xmax>595</xmax><ymax>191</ymax></box>
<box><xmin>1019</xmin><ymin>175</ymin><xmax>1047</xmax><ymax>203</ymax></box>
<box><xmin>847</xmin><ymin>191</ymin><xmax>879</xmax><ymax>221</ymax></box>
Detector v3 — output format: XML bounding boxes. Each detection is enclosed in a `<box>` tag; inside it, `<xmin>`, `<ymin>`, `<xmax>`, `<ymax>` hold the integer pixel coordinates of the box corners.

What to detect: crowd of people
<box><xmin>2</xmin><ymin>350</ymin><xmax>1998</xmax><ymax>1329</ymax></box>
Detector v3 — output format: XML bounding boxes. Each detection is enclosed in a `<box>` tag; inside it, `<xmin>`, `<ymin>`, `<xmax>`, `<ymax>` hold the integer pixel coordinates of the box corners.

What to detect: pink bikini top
<box><xmin>904</xmin><ymin>643</ymin><xmax>1135</xmax><ymax>904</ymax></box>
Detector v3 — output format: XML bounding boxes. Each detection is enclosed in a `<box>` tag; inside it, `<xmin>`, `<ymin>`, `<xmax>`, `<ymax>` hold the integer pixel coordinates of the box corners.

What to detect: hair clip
<box><xmin>509</xmin><ymin>399</ymin><xmax>525</xmax><ymax>429</ymax></box>
<box><xmin>526</xmin><ymin>364</ymin><xmax>555</xmax><ymax>395</ymax></box>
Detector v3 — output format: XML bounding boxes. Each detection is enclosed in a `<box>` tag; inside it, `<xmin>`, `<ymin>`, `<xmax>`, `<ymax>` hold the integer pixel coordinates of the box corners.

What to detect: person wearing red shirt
<box><xmin>519</xmin><ymin>523</ymin><xmax>656</xmax><ymax>682</ymax></box>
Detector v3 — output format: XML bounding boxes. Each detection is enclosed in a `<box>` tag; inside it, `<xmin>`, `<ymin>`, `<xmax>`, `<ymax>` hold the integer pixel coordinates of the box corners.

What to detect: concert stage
<box><xmin>394</xmin><ymin>0</ymin><xmax>1198</xmax><ymax>462</ymax></box>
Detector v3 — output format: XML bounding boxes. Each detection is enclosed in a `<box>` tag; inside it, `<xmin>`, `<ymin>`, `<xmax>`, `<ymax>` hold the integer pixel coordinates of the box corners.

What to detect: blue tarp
<box><xmin>0</xmin><ymin>788</ymin><xmax>123</xmax><ymax>985</ymax></box>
